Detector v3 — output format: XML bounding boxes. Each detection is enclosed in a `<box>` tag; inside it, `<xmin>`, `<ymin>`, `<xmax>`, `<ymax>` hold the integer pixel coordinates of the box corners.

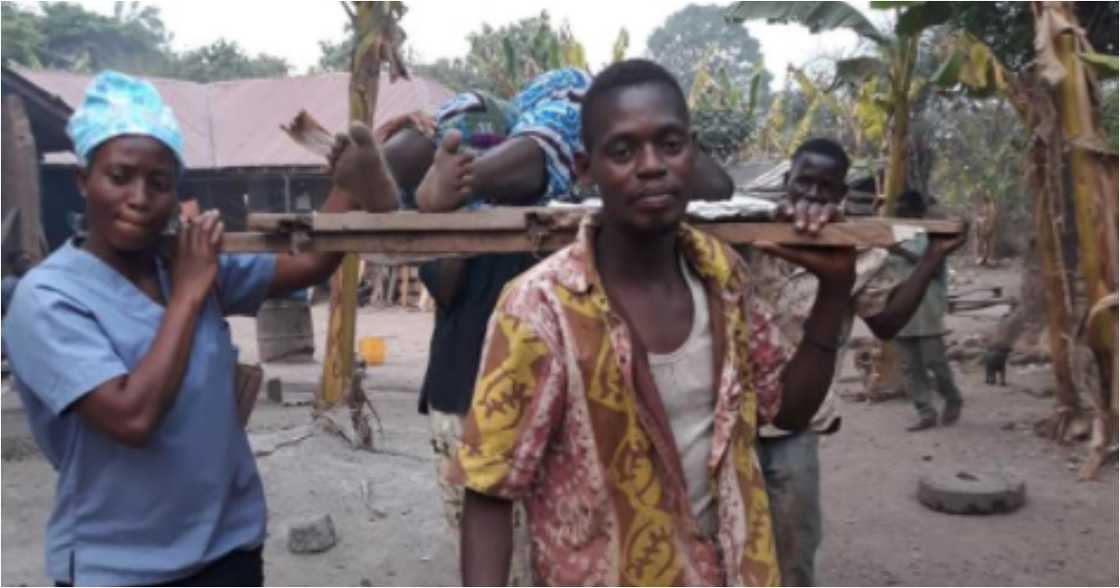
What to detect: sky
<box><xmin>75</xmin><ymin>0</ymin><xmax>882</xmax><ymax>90</ymax></box>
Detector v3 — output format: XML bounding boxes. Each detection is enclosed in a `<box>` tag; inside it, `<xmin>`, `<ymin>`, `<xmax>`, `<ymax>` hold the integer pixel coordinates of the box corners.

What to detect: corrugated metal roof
<box><xmin>17</xmin><ymin>68</ymin><xmax>454</xmax><ymax>169</ymax></box>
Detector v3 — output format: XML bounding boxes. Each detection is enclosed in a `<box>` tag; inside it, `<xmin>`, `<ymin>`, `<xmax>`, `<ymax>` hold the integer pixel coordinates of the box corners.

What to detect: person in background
<box><xmin>752</xmin><ymin>140</ymin><xmax>968</xmax><ymax>585</ymax></box>
<box><xmin>888</xmin><ymin>189</ymin><xmax>965</xmax><ymax>432</ymax></box>
<box><xmin>2</xmin><ymin>70</ymin><xmax>390</xmax><ymax>586</ymax></box>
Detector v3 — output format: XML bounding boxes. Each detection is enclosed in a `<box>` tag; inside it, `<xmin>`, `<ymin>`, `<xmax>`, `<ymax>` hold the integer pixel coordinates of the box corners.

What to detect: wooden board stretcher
<box><xmin>211</xmin><ymin>207</ymin><xmax>963</xmax><ymax>258</ymax></box>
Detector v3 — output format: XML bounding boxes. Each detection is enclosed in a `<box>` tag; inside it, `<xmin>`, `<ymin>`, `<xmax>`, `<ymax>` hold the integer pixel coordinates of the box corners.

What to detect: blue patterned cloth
<box><xmin>66</xmin><ymin>70</ymin><xmax>184</xmax><ymax>168</ymax></box>
<box><xmin>510</xmin><ymin>68</ymin><xmax>591</xmax><ymax>202</ymax></box>
<box><xmin>429</xmin><ymin>68</ymin><xmax>591</xmax><ymax>207</ymax></box>
<box><xmin>433</xmin><ymin>91</ymin><xmax>518</xmax><ymax>155</ymax></box>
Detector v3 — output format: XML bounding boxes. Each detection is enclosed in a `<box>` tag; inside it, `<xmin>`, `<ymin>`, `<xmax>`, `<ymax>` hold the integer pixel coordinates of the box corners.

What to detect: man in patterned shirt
<box><xmin>753</xmin><ymin>139</ymin><xmax>968</xmax><ymax>586</ymax></box>
<box><xmin>453</xmin><ymin>59</ymin><xmax>858</xmax><ymax>586</ymax></box>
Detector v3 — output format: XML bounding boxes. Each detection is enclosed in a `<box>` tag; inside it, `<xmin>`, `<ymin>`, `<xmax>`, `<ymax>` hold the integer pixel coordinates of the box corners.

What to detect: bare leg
<box><xmin>331</xmin><ymin>122</ymin><xmax>400</xmax><ymax>212</ymax></box>
<box><xmin>470</xmin><ymin>137</ymin><xmax>548</xmax><ymax>206</ymax></box>
<box><xmin>472</xmin><ymin>140</ymin><xmax>734</xmax><ymax>204</ymax></box>
<box><xmin>411</xmin><ymin>133</ymin><xmax>735</xmax><ymax>209</ymax></box>
<box><xmin>382</xmin><ymin>128</ymin><xmax>435</xmax><ymax>194</ymax></box>
<box><xmin>416</xmin><ymin>131</ymin><xmax>475</xmax><ymax>212</ymax></box>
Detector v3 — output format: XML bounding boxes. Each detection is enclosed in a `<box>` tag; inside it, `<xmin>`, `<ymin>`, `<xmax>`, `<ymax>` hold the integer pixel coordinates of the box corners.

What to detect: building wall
<box><xmin>39</xmin><ymin>166</ymin><xmax>332</xmax><ymax>249</ymax></box>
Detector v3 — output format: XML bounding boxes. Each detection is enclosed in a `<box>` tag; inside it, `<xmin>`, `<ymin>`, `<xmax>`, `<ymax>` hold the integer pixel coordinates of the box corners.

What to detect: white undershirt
<box><xmin>648</xmin><ymin>257</ymin><xmax>717</xmax><ymax>536</ymax></box>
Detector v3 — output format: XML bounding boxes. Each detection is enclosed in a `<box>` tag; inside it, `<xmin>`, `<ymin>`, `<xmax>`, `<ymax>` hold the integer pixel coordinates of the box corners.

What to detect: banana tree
<box><xmin>1035</xmin><ymin>1</ymin><xmax>1118</xmax><ymax>479</ymax></box>
<box><xmin>935</xmin><ymin>30</ymin><xmax>1083</xmax><ymax>438</ymax></box>
<box><xmin>726</xmin><ymin>0</ymin><xmax>953</xmax><ymax>211</ymax></box>
<box><xmin>467</xmin><ymin>13</ymin><xmax>589</xmax><ymax>98</ymax></box>
<box><xmin>688</xmin><ymin>49</ymin><xmax>765</xmax><ymax>162</ymax></box>
<box><xmin>611</xmin><ymin>28</ymin><xmax>630</xmax><ymax>63</ymax></box>
<box><xmin>318</xmin><ymin>1</ymin><xmax>409</xmax><ymax>449</ymax></box>
<box><xmin>936</xmin><ymin>5</ymin><xmax>1119</xmax><ymax>478</ymax></box>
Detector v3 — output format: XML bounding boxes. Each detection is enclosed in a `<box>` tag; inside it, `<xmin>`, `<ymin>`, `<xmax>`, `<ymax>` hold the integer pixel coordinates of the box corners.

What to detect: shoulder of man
<box><xmin>492</xmin><ymin>245</ymin><xmax>581</xmax><ymax>321</ymax></box>
<box><xmin>680</xmin><ymin>224</ymin><xmax>754</xmax><ymax>293</ymax></box>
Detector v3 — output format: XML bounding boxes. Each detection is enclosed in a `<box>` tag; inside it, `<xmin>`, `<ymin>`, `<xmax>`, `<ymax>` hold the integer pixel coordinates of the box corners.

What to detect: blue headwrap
<box><xmin>66</xmin><ymin>70</ymin><xmax>185</xmax><ymax>168</ymax></box>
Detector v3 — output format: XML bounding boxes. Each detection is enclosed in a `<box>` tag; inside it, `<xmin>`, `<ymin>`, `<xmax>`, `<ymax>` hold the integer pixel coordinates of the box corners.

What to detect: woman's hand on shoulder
<box><xmin>171</xmin><ymin>209</ymin><xmax>222</xmax><ymax>307</ymax></box>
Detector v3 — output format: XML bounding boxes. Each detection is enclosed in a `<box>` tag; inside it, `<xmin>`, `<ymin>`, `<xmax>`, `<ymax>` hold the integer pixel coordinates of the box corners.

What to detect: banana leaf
<box><xmin>725</xmin><ymin>1</ymin><xmax>889</xmax><ymax>46</ymax></box>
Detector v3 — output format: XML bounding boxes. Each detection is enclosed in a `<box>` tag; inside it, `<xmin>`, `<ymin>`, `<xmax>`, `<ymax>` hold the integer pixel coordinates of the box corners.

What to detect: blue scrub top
<box><xmin>2</xmin><ymin>239</ymin><xmax>276</xmax><ymax>585</ymax></box>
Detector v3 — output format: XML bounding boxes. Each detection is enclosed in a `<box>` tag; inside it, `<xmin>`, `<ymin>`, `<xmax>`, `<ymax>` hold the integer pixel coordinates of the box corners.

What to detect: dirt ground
<box><xmin>2</xmin><ymin>263</ymin><xmax>1117</xmax><ymax>586</ymax></box>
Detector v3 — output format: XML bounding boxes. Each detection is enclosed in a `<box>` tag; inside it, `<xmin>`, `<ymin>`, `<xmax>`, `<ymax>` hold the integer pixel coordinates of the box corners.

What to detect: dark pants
<box><xmin>758</xmin><ymin>431</ymin><xmax>822</xmax><ymax>587</ymax></box>
<box><xmin>896</xmin><ymin>335</ymin><xmax>962</xmax><ymax>420</ymax></box>
<box><xmin>57</xmin><ymin>546</ymin><xmax>263</xmax><ymax>587</ymax></box>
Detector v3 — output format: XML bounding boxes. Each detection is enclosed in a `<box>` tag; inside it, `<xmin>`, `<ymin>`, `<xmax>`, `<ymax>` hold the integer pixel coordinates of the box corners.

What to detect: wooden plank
<box><xmin>218</xmin><ymin>219</ymin><xmax>963</xmax><ymax>257</ymax></box>
<box><xmin>247</xmin><ymin>207</ymin><xmax>582</xmax><ymax>232</ymax></box>
<box><xmin>248</xmin><ymin>209</ymin><xmax>961</xmax><ymax>237</ymax></box>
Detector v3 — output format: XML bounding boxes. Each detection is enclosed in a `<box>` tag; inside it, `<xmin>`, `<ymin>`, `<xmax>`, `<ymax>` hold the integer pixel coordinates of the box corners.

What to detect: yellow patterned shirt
<box><xmin>453</xmin><ymin>215</ymin><xmax>790</xmax><ymax>586</ymax></box>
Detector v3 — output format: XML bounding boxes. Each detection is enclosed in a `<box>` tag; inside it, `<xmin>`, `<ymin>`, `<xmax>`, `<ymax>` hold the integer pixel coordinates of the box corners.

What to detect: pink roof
<box><xmin>18</xmin><ymin>68</ymin><xmax>454</xmax><ymax>169</ymax></box>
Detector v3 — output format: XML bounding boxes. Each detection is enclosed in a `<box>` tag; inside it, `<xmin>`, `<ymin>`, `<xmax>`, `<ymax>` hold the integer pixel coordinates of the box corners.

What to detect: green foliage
<box><xmin>693</xmin><ymin>109</ymin><xmax>754</xmax><ymax>163</ymax></box>
<box><xmin>611</xmin><ymin>28</ymin><xmax>630</xmax><ymax>64</ymax></box>
<box><xmin>2</xmin><ymin>3</ymin><xmax>45</xmax><ymax>68</ymax></box>
<box><xmin>725</xmin><ymin>1</ymin><xmax>888</xmax><ymax>45</ymax></box>
<box><xmin>1080</xmin><ymin>52</ymin><xmax>1119</xmax><ymax>79</ymax></box>
<box><xmin>892</xmin><ymin>2</ymin><xmax>954</xmax><ymax>37</ymax></box>
<box><xmin>926</xmin><ymin>97</ymin><xmax>1028</xmax><ymax>219</ymax></box>
<box><xmin>4</xmin><ymin>2</ymin><xmax>174</xmax><ymax>73</ymax></box>
<box><xmin>835</xmin><ymin>56</ymin><xmax>886</xmax><ymax>83</ymax></box>
<box><xmin>944</xmin><ymin>1</ymin><xmax>1117</xmax><ymax>73</ymax></box>
<box><xmin>411</xmin><ymin>57</ymin><xmax>491</xmax><ymax>93</ymax></box>
<box><xmin>869</xmin><ymin>1</ymin><xmax>923</xmax><ymax>8</ymax></box>
<box><xmin>1</xmin><ymin>2</ymin><xmax>290</xmax><ymax>82</ymax></box>
<box><xmin>171</xmin><ymin>40</ymin><xmax>290</xmax><ymax>82</ymax></box>
<box><xmin>648</xmin><ymin>4</ymin><xmax>771</xmax><ymax>96</ymax></box>
<box><xmin>689</xmin><ymin>60</ymin><xmax>763</xmax><ymax>162</ymax></box>
<box><xmin>931</xmin><ymin>32</ymin><xmax>1009</xmax><ymax>98</ymax></box>
<box><xmin>315</xmin><ymin>33</ymin><xmax>353</xmax><ymax>73</ymax></box>
<box><xmin>328</xmin><ymin>11</ymin><xmax>587</xmax><ymax>98</ymax></box>
<box><xmin>1101</xmin><ymin>81</ymin><xmax>1119</xmax><ymax>152</ymax></box>
<box><xmin>460</xmin><ymin>12</ymin><xmax>587</xmax><ymax>97</ymax></box>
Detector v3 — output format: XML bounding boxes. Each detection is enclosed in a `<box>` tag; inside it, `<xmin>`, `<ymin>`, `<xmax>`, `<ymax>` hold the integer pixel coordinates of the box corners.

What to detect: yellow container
<box><xmin>359</xmin><ymin>337</ymin><xmax>387</xmax><ymax>366</ymax></box>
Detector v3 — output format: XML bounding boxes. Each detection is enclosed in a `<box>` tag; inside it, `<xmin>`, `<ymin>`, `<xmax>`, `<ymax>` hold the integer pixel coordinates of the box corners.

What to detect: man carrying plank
<box><xmin>372</xmin><ymin>67</ymin><xmax>739</xmax><ymax>585</ymax></box>
<box><xmin>887</xmin><ymin>189</ymin><xmax>966</xmax><ymax>432</ymax></box>
<box><xmin>750</xmin><ymin>140</ymin><xmax>968</xmax><ymax>586</ymax></box>
<box><xmin>453</xmin><ymin>59</ymin><xmax>855</xmax><ymax>586</ymax></box>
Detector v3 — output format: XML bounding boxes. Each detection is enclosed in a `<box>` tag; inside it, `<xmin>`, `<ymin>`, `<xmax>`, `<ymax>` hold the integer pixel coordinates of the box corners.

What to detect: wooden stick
<box><xmin>246</xmin><ymin>208</ymin><xmax>961</xmax><ymax>236</ymax></box>
<box><xmin>219</xmin><ymin>217</ymin><xmax>963</xmax><ymax>258</ymax></box>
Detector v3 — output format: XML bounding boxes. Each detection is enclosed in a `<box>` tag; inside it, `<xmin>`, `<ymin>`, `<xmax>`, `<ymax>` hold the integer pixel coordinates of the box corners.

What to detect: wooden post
<box><xmin>1</xmin><ymin>95</ymin><xmax>46</xmax><ymax>274</ymax></box>
<box><xmin>317</xmin><ymin>2</ymin><xmax>408</xmax><ymax>447</ymax></box>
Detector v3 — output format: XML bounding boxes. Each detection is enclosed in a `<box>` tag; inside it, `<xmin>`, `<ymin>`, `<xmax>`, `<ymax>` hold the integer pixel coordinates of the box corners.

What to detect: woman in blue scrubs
<box><xmin>3</xmin><ymin>71</ymin><xmax>390</xmax><ymax>586</ymax></box>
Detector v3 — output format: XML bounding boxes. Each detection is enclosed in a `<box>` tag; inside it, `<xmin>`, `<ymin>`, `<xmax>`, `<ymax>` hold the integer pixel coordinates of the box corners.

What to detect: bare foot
<box><xmin>415</xmin><ymin>130</ymin><xmax>475</xmax><ymax>212</ymax></box>
<box><xmin>331</xmin><ymin>122</ymin><xmax>400</xmax><ymax>212</ymax></box>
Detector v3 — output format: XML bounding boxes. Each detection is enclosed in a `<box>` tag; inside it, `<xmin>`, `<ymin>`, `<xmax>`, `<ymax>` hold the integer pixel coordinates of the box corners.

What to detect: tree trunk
<box><xmin>1034</xmin><ymin>152</ymin><xmax>1081</xmax><ymax>435</ymax></box>
<box><xmin>1005</xmin><ymin>64</ymin><xmax>1083</xmax><ymax>441</ymax></box>
<box><xmin>1042</xmin><ymin>0</ymin><xmax>1119</xmax><ymax>478</ymax></box>
<box><xmin>317</xmin><ymin>2</ymin><xmax>408</xmax><ymax>450</ymax></box>
<box><xmin>881</xmin><ymin>35</ymin><xmax>919</xmax><ymax>213</ymax></box>
<box><xmin>882</xmin><ymin>104</ymin><xmax>910</xmax><ymax>211</ymax></box>
<box><xmin>871</xmin><ymin>36</ymin><xmax>920</xmax><ymax>390</ymax></box>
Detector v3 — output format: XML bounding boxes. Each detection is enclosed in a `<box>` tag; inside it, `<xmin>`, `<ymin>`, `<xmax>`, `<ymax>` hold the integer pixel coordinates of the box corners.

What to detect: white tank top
<box><xmin>648</xmin><ymin>257</ymin><xmax>717</xmax><ymax>536</ymax></box>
